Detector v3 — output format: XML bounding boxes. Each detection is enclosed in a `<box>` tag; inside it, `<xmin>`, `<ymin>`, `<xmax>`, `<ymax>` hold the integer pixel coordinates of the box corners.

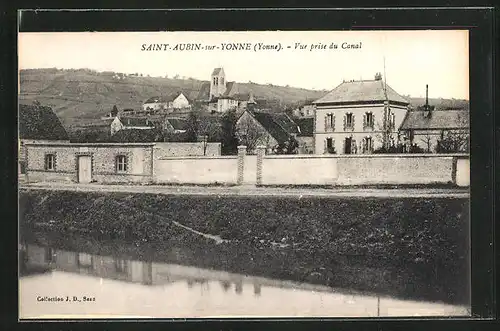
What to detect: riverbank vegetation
<box><xmin>19</xmin><ymin>189</ymin><xmax>469</xmax><ymax>305</ymax></box>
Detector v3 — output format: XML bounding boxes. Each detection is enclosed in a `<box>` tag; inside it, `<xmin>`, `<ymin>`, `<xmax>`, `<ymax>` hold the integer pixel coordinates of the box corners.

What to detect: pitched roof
<box><xmin>295</xmin><ymin>117</ymin><xmax>314</xmax><ymax>137</ymax></box>
<box><xmin>166</xmin><ymin>118</ymin><xmax>188</xmax><ymax>131</ymax></box>
<box><xmin>144</xmin><ymin>96</ymin><xmax>167</xmax><ymax>104</ymax></box>
<box><xmin>212</xmin><ymin>68</ymin><xmax>223</xmax><ymax>76</ymax></box>
<box><xmin>400</xmin><ymin>110</ymin><xmax>469</xmax><ymax>130</ymax></box>
<box><xmin>111</xmin><ymin>129</ymin><xmax>161</xmax><ymax>142</ymax></box>
<box><xmin>196</xmin><ymin>82</ymin><xmax>211</xmax><ymax>100</ymax></box>
<box><xmin>314</xmin><ymin>79</ymin><xmax>410</xmax><ymax>105</ymax></box>
<box><xmin>251</xmin><ymin>111</ymin><xmax>299</xmax><ymax>144</ymax></box>
<box><xmin>19</xmin><ymin>104</ymin><xmax>69</xmax><ymax>140</ymax></box>
<box><xmin>119</xmin><ymin>117</ymin><xmax>155</xmax><ymax>127</ymax></box>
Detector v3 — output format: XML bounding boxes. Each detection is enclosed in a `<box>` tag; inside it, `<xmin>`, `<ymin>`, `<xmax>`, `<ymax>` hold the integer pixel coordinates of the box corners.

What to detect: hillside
<box><xmin>19</xmin><ymin>68</ymin><xmax>326</xmax><ymax>128</ymax></box>
<box><xmin>19</xmin><ymin>68</ymin><xmax>469</xmax><ymax>130</ymax></box>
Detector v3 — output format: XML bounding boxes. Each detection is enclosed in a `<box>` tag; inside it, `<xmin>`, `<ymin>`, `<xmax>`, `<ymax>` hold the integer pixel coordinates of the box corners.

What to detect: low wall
<box><xmin>154</xmin><ymin>142</ymin><xmax>221</xmax><ymax>158</ymax></box>
<box><xmin>336</xmin><ymin>155</ymin><xmax>455</xmax><ymax>186</ymax></box>
<box><xmin>155</xmin><ymin>156</ymin><xmax>238</xmax><ymax>185</ymax></box>
<box><xmin>261</xmin><ymin>155</ymin><xmax>337</xmax><ymax>185</ymax></box>
<box><xmin>259</xmin><ymin>153</ymin><xmax>468</xmax><ymax>186</ymax></box>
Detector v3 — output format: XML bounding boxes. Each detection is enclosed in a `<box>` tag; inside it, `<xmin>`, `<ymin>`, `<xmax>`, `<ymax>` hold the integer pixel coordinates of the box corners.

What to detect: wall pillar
<box><xmin>256</xmin><ymin>145</ymin><xmax>266</xmax><ymax>186</ymax></box>
<box><xmin>237</xmin><ymin>145</ymin><xmax>247</xmax><ymax>185</ymax></box>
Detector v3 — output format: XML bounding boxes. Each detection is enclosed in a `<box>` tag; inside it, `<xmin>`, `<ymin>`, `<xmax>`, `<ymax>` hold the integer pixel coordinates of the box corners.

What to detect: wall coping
<box><xmin>158</xmin><ymin>156</ymin><xmax>238</xmax><ymax>160</ymax></box>
<box><xmin>24</xmin><ymin>142</ymin><xmax>156</xmax><ymax>147</ymax></box>
<box><xmin>264</xmin><ymin>153</ymin><xmax>469</xmax><ymax>159</ymax></box>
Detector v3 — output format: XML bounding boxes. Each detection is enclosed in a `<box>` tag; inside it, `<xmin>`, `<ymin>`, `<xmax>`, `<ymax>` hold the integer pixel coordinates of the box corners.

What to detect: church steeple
<box><xmin>210</xmin><ymin>67</ymin><xmax>226</xmax><ymax>100</ymax></box>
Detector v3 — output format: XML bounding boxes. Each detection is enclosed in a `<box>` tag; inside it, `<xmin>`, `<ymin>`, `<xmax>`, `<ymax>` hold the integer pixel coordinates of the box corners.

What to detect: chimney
<box><xmin>424</xmin><ymin>84</ymin><xmax>432</xmax><ymax>118</ymax></box>
<box><xmin>425</xmin><ymin>84</ymin><xmax>429</xmax><ymax>108</ymax></box>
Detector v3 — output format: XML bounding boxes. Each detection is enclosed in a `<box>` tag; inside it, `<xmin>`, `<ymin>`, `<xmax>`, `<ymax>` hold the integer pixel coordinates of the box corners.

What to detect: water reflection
<box><xmin>19</xmin><ymin>243</ymin><xmax>469</xmax><ymax>319</ymax></box>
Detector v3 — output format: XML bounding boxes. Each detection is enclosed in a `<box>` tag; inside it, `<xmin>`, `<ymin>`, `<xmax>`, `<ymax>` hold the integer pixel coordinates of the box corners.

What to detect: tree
<box><xmin>273</xmin><ymin>136</ymin><xmax>299</xmax><ymax>154</ymax></box>
<box><xmin>436</xmin><ymin>130</ymin><xmax>469</xmax><ymax>153</ymax></box>
<box><xmin>220</xmin><ymin>108</ymin><xmax>239</xmax><ymax>155</ymax></box>
<box><xmin>185</xmin><ymin>109</ymin><xmax>200</xmax><ymax>142</ymax></box>
<box><xmin>420</xmin><ymin>133</ymin><xmax>434</xmax><ymax>153</ymax></box>
<box><xmin>111</xmin><ymin>105</ymin><xmax>119</xmax><ymax>117</ymax></box>
<box><xmin>235</xmin><ymin>116</ymin><xmax>270</xmax><ymax>154</ymax></box>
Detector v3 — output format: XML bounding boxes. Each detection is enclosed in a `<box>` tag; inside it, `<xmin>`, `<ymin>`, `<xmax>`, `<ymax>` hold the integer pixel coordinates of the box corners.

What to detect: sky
<box><xmin>18</xmin><ymin>30</ymin><xmax>469</xmax><ymax>99</ymax></box>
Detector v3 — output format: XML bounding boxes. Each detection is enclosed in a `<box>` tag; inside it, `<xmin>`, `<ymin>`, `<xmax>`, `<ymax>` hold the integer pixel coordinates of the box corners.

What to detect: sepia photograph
<box><xmin>18</xmin><ymin>29</ymin><xmax>471</xmax><ymax>319</ymax></box>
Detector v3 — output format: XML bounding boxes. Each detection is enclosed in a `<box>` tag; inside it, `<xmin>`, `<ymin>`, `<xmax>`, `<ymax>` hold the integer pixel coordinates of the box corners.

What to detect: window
<box><xmin>215</xmin><ymin>77</ymin><xmax>218</xmax><ymax>85</ymax></box>
<box><xmin>389</xmin><ymin>113</ymin><xmax>396</xmax><ymax>130</ymax></box>
<box><xmin>115</xmin><ymin>155</ymin><xmax>128</xmax><ymax>172</ymax></box>
<box><xmin>325</xmin><ymin>113</ymin><xmax>334</xmax><ymax>131</ymax></box>
<box><xmin>364</xmin><ymin>112</ymin><xmax>374</xmax><ymax>129</ymax></box>
<box><xmin>363</xmin><ymin>137</ymin><xmax>373</xmax><ymax>153</ymax></box>
<box><xmin>115</xmin><ymin>259</ymin><xmax>128</xmax><ymax>273</ymax></box>
<box><xmin>325</xmin><ymin>137</ymin><xmax>335</xmax><ymax>154</ymax></box>
<box><xmin>344</xmin><ymin>113</ymin><xmax>354</xmax><ymax>130</ymax></box>
<box><xmin>44</xmin><ymin>154</ymin><xmax>56</xmax><ymax>171</ymax></box>
<box><xmin>221</xmin><ymin>77</ymin><xmax>224</xmax><ymax>85</ymax></box>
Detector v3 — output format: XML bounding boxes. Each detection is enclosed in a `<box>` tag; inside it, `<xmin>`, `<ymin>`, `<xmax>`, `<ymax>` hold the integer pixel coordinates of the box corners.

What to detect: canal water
<box><xmin>19</xmin><ymin>231</ymin><xmax>469</xmax><ymax>319</ymax></box>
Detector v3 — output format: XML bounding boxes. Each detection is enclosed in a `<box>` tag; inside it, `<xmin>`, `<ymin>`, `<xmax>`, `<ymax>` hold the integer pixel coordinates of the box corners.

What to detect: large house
<box><xmin>18</xmin><ymin>104</ymin><xmax>69</xmax><ymax>174</ymax></box>
<box><xmin>313</xmin><ymin>73</ymin><xmax>410</xmax><ymax>154</ymax></box>
<box><xmin>235</xmin><ymin>109</ymin><xmax>302</xmax><ymax>154</ymax></box>
<box><xmin>400</xmin><ymin>109</ymin><xmax>469</xmax><ymax>153</ymax></box>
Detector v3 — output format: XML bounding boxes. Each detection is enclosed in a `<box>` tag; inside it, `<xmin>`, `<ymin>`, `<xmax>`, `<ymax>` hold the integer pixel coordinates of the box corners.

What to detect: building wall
<box><xmin>25</xmin><ymin>144</ymin><xmax>154</xmax><ymax>184</ymax></box>
<box><xmin>314</xmin><ymin>103</ymin><xmax>408</xmax><ymax>154</ymax></box>
<box><xmin>217</xmin><ymin>98</ymin><xmax>238</xmax><ymax>113</ymax></box>
<box><xmin>155</xmin><ymin>156</ymin><xmax>238</xmax><ymax>185</ymax></box>
<box><xmin>142</xmin><ymin>102</ymin><xmax>164</xmax><ymax>111</ymax></box>
<box><xmin>172</xmin><ymin>94</ymin><xmax>190</xmax><ymax>109</ymax></box>
<box><xmin>154</xmin><ymin>142</ymin><xmax>221</xmax><ymax>158</ymax></box>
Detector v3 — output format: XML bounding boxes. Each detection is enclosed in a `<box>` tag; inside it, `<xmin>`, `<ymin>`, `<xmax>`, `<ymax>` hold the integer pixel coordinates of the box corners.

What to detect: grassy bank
<box><xmin>19</xmin><ymin>189</ymin><xmax>470</xmax><ymax>305</ymax></box>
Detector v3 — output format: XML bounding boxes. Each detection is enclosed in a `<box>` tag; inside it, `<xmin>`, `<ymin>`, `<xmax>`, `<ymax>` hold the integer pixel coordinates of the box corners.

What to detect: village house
<box><xmin>110</xmin><ymin>116</ymin><xmax>155</xmax><ymax>135</ymax></box>
<box><xmin>313</xmin><ymin>73</ymin><xmax>410</xmax><ymax>155</ymax></box>
<box><xmin>400</xmin><ymin>109</ymin><xmax>469</xmax><ymax>153</ymax></box>
<box><xmin>141</xmin><ymin>92</ymin><xmax>191</xmax><ymax>112</ymax></box>
<box><xmin>18</xmin><ymin>104</ymin><xmax>69</xmax><ymax>175</ymax></box>
<box><xmin>293</xmin><ymin>104</ymin><xmax>316</xmax><ymax>118</ymax></box>
<box><xmin>235</xmin><ymin>109</ymin><xmax>301</xmax><ymax>154</ymax></box>
<box><xmin>295</xmin><ymin>117</ymin><xmax>315</xmax><ymax>154</ymax></box>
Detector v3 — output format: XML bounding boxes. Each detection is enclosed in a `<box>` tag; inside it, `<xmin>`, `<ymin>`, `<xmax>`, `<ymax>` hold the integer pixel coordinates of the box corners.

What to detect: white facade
<box><xmin>142</xmin><ymin>102</ymin><xmax>164</xmax><ymax>111</ymax></box>
<box><xmin>314</xmin><ymin>102</ymin><xmax>408</xmax><ymax>154</ymax></box>
<box><xmin>171</xmin><ymin>93</ymin><xmax>190</xmax><ymax>109</ymax></box>
<box><xmin>216</xmin><ymin>98</ymin><xmax>239</xmax><ymax>113</ymax></box>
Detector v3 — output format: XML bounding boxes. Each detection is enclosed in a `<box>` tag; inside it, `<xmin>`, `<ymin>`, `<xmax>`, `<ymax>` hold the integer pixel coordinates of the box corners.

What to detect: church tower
<box><xmin>210</xmin><ymin>67</ymin><xmax>226</xmax><ymax>100</ymax></box>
